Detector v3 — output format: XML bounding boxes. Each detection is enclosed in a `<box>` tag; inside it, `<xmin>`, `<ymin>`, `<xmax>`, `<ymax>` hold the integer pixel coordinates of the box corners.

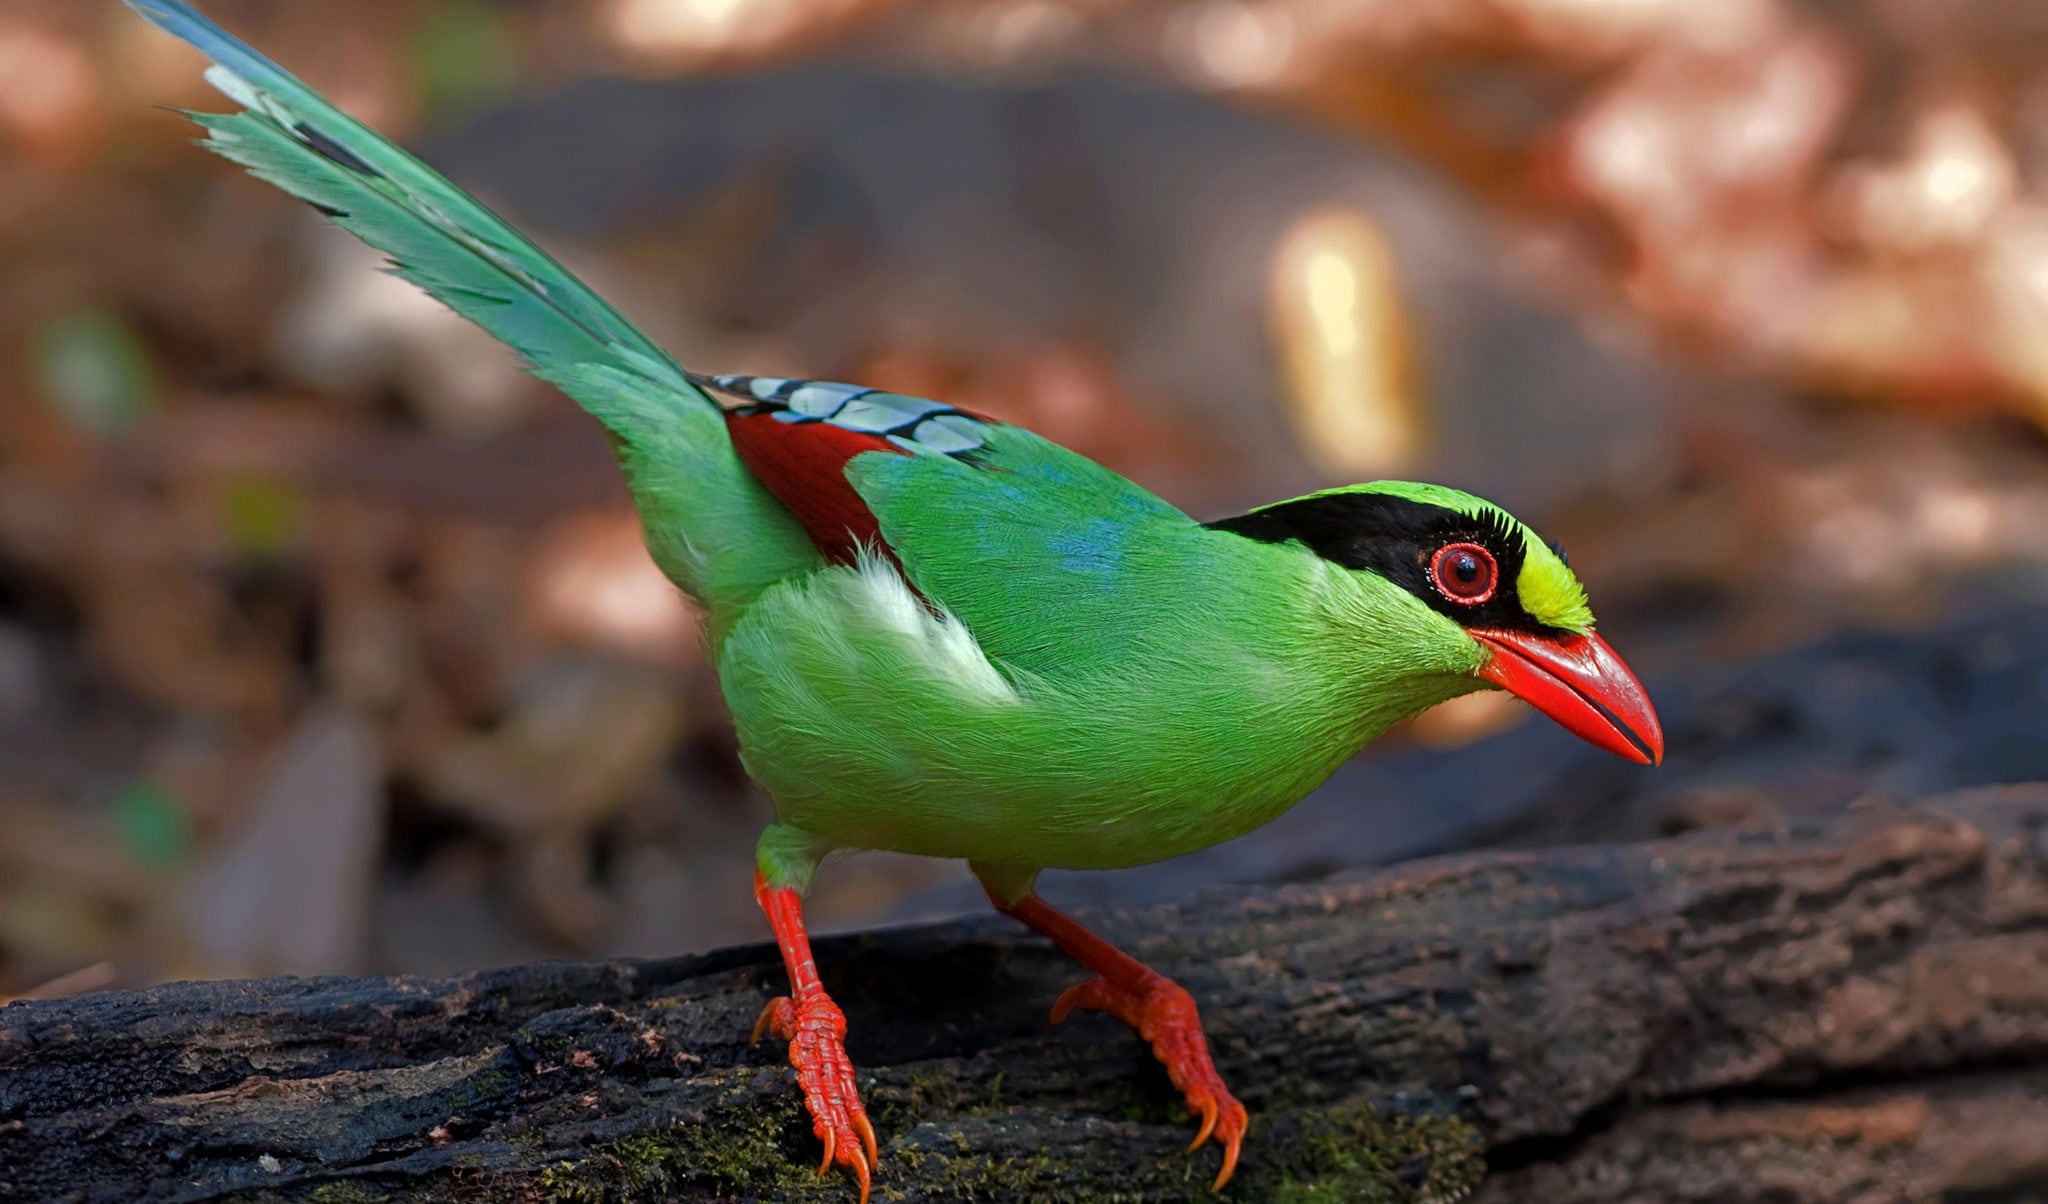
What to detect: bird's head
<box><xmin>1209</xmin><ymin>481</ymin><xmax>1663</xmax><ymax>765</ymax></box>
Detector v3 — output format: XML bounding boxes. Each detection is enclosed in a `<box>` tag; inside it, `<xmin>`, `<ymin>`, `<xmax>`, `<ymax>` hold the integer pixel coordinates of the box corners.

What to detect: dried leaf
<box><xmin>169</xmin><ymin>706</ymin><xmax>384</xmax><ymax>979</ymax></box>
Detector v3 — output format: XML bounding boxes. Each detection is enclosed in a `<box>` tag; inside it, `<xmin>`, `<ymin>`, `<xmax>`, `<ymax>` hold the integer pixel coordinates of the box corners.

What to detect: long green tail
<box><xmin>124</xmin><ymin>0</ymin><xmax>818</xmax><ymax>615</ymax></box>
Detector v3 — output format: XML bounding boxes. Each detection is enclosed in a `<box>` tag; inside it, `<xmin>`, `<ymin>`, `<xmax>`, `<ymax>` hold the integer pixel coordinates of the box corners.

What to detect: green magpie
<box><xmin>122</xmin><ymin>3</ymin><xmax>1665</xmax><ymax>1195</ymax></box>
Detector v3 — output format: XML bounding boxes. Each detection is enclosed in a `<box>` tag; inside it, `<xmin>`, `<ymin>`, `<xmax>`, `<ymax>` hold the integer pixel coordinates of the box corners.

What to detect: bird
<box><xmin>123</xmin><ymin>3</ymin><xmax>1664</xmax><ymax>1198</ymax></box>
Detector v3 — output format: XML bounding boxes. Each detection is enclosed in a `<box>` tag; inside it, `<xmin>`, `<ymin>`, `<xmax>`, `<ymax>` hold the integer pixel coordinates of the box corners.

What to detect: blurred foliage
<box><xmin>33</xmin><ymin>309</ymin><xmax>156</xmax><ymax>436</ymax></box>
<box><xmin>407</xmin><ymin>1</ymin><xmax>520</xmax><ymax>124</ymax></box>
<box><xmin>0</xmin><ymin>0</ymin><xmax>2045</xmax><ymax>1002</ymax></box>
<box><xmin>108</xmin><ymin>780</ymin><xmax>193</xmax><ymax>871</ymax></box>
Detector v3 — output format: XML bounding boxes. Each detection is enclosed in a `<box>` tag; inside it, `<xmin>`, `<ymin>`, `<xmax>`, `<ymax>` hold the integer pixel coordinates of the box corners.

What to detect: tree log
<box><xmin>4</xmin><ymin>785</ymin><xmax>2047</xmax><ymax>1203</ymax></box>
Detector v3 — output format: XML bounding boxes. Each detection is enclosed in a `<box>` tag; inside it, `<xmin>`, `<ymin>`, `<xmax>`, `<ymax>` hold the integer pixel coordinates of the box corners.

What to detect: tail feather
<box><xmin>125</xmin><ymin>0</ymin><xmax>821</xmax><ymax>613</ymax></box>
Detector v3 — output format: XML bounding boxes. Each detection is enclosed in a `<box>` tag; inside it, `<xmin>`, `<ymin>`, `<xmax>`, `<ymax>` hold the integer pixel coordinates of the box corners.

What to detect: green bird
<box><xmin>126</xmin><ymin>3</ymin><xmax>1664</xmax><ymax>1197</ymax></box>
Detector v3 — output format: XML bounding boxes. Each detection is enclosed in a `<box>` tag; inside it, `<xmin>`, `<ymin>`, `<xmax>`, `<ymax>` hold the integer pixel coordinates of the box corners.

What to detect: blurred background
<box><xmin>3</xmin><ymin>0</ymin><xmax>2047</xmax><ymax>1001</ymax></box>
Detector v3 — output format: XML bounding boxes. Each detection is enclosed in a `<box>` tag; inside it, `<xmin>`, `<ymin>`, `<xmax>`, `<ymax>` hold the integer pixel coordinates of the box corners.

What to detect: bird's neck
<box><xmin>1284</xmin><ymin>556</ymin><xmax>1488</xmax><ymax>743</ymax></box>
<box><xmin>1112</xmin><ymin>530</ymin><xmax>1485</xmax><ymax>841</ymax></box>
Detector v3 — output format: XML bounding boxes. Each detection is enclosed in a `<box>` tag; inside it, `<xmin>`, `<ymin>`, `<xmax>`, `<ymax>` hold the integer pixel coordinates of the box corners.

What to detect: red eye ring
<box><xmin>1429</xmin><ymin>542</ymin><xmax>1497</xmax><ymax>604</ymax></box>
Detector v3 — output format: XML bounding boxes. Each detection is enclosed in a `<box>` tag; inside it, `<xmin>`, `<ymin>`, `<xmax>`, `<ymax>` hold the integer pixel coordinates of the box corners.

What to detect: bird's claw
<box><xmin>753</xmin><ymin>993</ymin><xmax>878</xmax><ymax>1203</ymax></box>
<box><xmin>1052</xmin><ymin>975</ymin><xmax>1249</xmax><ymax>1191</ymax></box>
<box><xmin>1191</xmin><ymin>1096</ymin><xmax>1219</xmax><ymax>1150</ymax></box>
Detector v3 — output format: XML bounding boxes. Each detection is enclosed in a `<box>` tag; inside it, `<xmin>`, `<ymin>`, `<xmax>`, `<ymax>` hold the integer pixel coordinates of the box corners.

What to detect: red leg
<box><xmin>752</xmin><ymin>870</ymin><xmax>877</xmax><ymax>1203</ymax></box>
<box><xmin>989</xmin><ymin>890</ymin><xmax>1248</xmax><ymax>1191</ymax></box>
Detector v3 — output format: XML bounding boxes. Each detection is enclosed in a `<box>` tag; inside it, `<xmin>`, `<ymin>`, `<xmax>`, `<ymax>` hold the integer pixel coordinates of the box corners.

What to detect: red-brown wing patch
<box><xmin>724</xmin><ymin>409</ymin><xmax>905</xmax><ymax>565</ymax></box>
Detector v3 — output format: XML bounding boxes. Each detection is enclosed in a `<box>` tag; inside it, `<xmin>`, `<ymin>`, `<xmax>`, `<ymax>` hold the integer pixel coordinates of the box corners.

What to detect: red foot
<box><xmin>752</xmin><ymin>993</ymin><xmax>878</xmax><ymax>1204</ymax></box>
<box><xmin>1053</xmin><ymin>974</ymin><xmax>1248</xmax><ymax>1191</ymax></box>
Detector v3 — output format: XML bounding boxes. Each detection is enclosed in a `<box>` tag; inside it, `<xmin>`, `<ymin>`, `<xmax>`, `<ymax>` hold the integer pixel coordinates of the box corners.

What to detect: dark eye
<box><xmin>1429</xmin><ymin>542</ymin><xmax>1497</xmax><ymax>604</ymax></box>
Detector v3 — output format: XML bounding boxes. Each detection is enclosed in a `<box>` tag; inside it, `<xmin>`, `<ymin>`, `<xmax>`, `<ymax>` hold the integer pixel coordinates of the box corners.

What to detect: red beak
<box><xmin>1471</xmin><ymin>629</ymin><xmax>1664</xmax><ymax>765</ymax></box>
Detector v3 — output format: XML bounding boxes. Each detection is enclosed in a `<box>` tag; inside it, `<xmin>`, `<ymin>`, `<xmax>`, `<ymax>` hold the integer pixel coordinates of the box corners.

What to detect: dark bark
<box><xmin>4</xmin><ymin>785</ymin><xmax>2047</xmax><ymax>1203</ymax></box>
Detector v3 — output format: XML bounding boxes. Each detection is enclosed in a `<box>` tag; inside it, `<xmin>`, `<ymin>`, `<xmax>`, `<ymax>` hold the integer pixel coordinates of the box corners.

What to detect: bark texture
<box><xmin>4</xmin><ymin>785</ymin><xmax>2047</xmax><ymax>1203</ymax></box>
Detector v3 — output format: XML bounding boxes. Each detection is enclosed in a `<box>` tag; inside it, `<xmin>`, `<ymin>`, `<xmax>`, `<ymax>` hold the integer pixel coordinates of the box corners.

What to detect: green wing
<box><xmin>681</xmin><ymin>372</ymin><xmax>1213</xmax><ymax>674</ymax></box>
<box><xmin>847</xmin><ymin>424</ymin><xmax>1213</xmax><ymax>675</ymax></box>
<box><xmin>124</xmin><ymin>0</ymin><xmax>819</xmax><ymax>616</ymax></box>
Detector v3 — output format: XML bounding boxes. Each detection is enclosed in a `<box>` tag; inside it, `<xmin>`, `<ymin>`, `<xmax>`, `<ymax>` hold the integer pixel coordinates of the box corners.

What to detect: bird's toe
<box><xmin>753</xmin><ymin>992</ymin><xmax>877</xmax><ymax>1201</ymax></box>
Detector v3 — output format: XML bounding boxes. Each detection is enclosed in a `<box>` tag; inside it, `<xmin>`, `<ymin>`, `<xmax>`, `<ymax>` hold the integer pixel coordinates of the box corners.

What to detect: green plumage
<box><xmin>729</xmin><ymin>441</ymin><xmax>1495</xmax><ymax>890</ymax></box>
<box><xmin>125</xmin><ymin>0</ymin><xmax>1603</xmax><ymax>905</ymax></box>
